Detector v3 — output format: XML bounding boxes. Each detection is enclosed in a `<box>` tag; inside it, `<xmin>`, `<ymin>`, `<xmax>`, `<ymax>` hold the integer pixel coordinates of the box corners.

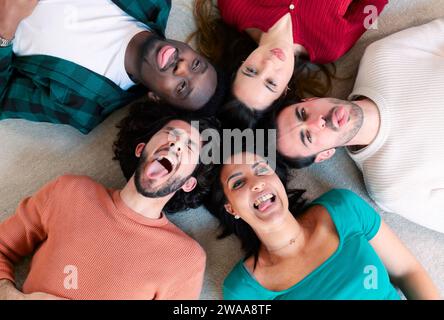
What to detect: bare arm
<box><xmin>370</xmin><ymin>221</ymin><xmax>441</xmax><ymax>300</ymax></box>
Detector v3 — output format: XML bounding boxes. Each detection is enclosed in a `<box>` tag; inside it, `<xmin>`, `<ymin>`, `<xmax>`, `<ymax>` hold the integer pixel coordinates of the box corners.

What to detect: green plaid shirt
<box><xmin>0</xmin><ymin>0</ymin><xmax>171</xmax><ymax>134</ymax></box>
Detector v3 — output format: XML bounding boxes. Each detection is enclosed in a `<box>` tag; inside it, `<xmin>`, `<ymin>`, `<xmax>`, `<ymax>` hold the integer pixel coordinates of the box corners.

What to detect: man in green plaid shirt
<box><xmin>0</xmin><ymin>0</ymin><xmax>222</xmax><ymax>134</ymax></box>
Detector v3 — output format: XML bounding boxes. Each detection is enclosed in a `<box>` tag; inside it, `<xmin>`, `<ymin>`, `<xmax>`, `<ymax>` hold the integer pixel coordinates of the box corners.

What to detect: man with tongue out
<box><xmin>274</xmin><ymin>20</ymin><xmax>444</xmax><ymax>233</ymax></box>
<box><xmin>0</xmin><ymin>113</ymin><xmax>218</xmax><ymax>299</ymax></box>
<box><xmin>0</xmin><ymin>0</ymin><xmax>221</xmax><ymax>134</ymax></box>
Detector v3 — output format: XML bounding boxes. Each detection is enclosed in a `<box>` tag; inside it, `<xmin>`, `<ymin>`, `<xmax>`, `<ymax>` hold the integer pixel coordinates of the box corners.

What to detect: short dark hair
<box><xmin>280</xmin><ymin>154</ymin><xmax>317</xmax><ymax>169</ymax></box>
<box><xmin>204</xmin><ymin>148</ymin><xmax>307</xmax><ymax>269</ymax></box>
<box><xmin>113</xmin><ymin>100</ymin><xmax>220</xmax><ymax>213</ymax></box>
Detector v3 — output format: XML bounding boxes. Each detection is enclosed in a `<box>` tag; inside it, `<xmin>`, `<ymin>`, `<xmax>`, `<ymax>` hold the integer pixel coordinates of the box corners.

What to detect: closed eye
<box><xmin>242</xmin><ymin>66</ymin><xmax>257</xmax><ymax>77</ymax></box>
<box><xmin>255</xmin><ymin>165</ymin><xmax>270</xmax><ymax>175</ymax></box>
<box><xmin>265</xmin><ymin>79</ymin><xmax>277</xmax><ymax>93</ymax></box>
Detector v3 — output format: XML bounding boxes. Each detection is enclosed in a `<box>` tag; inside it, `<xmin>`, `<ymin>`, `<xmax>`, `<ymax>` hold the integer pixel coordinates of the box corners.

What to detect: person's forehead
<box><xmin>233</xmin><ymin>75</ymin><xmax>275</xmax><ymax>109</ymax></box>
<box><xmin>186</xmin><ymin>63</ymin><xmax>217</xmax><ymax>109</ymax></box>
<box><xmin>277</xmin><ymin>106</ymin><xmax>308</xmax><ymax>157</ymax></box>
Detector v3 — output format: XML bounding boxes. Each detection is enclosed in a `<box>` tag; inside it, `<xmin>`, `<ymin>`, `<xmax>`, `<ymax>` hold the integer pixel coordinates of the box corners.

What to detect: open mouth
<box><xmin>157</xmin><ymin>156</ymin><xmax>173</xmax><ymax>173</ymax></box>
<box><xmin>145</xmin><ymin>155</ymin><xmax>176</xmax><ymax>179</ymax></box>
<box><xmin>253</xmin><ymin>193</ymin><xmax>276</xmax><ymax>212</ymax></box>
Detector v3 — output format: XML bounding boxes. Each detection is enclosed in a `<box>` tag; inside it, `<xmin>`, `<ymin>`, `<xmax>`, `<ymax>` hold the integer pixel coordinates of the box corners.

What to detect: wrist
<box><xmin>0</xmin><ymin>21</ymin><xmax>19</xmax><ymax>41</ymax></box>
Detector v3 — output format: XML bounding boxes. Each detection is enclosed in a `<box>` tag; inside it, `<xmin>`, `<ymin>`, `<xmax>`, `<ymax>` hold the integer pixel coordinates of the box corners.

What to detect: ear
<box><xmin>224</xmin><ymin>203</ymin><xmax>235</xmax><ymax>216</ymax></box>
<box><xmin>147</xmin><ymin>92</ymin><xmax>161</xmax><ymax>102</ymax></box>
<box><xmin>135</xmin><ymin>143</ymin><xmax>146</xmax><ymax>158</ymax></box>
<box><xmin>314</xmin><ymin>149</ymin><xmax>336</xmax><ymax>163</ymax></box>
<box><xmin>181</xmin><ymin>176</ymin><xmax>197</xmax><ymax>193</ymax></box>
<box><xmin>301</xmin><ymin>97</ymin><xmax>319</xmax><ymax>102</ymax></box>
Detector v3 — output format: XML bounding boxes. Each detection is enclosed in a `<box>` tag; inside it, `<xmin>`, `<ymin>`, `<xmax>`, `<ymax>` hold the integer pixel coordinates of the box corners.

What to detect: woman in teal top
<box><xmin>205</xmin><ymin>151</ymin><xmax>439</xmax><ymax>300</ymax></box>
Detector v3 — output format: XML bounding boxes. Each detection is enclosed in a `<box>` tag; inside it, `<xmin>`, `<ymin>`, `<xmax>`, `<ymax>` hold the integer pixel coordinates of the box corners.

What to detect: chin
<box><xmin>255</xmin><ymin>206</ymin><xmax>286</xmax><ymax>227</ymax></box>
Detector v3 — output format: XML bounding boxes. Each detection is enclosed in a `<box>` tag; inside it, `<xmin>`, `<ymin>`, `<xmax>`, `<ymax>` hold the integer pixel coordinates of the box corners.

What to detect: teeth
<box><xmin>254</xmin><ymin>194</ymin><xmax>274</xmax><ymax>207</ymax></box>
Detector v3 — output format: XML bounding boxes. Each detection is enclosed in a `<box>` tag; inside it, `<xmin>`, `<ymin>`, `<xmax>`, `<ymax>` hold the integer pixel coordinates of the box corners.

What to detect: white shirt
<box><xmin>13</xmin><ymin>0</ymin><xmax>149</xmax><ymax>90</ymax></box>
<box><xmin>348</xmin><ymin>19</ymin><xmax>444</xmax><ymax>233</ymax></box>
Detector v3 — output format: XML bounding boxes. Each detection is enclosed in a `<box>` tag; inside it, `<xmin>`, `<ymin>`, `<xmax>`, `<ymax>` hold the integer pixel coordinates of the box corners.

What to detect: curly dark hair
<box><xmin>113</xmin><ymin>100</ymin><xmax>221</xmax><ymax>214</ymax></box>
<box><xmin>204</xmin><ymin>146</ymin><xmax>307</xmax><ymax>270</ymax></box>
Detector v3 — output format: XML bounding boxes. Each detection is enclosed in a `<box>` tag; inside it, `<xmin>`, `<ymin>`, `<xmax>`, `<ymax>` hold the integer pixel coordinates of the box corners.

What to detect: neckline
<box><xmin>112</xmin><ymin>190</ymin><xmax>169</xmax><ymax>227</ymax></box>
<box><xmin>241</xmin><ymin>202</ymin><xmax>343</xmax><ymax>295</ymax></box>
<box><xmin>347</xmin><ymin>89</ymin><xmax>390</xmax><ymax>162</ymax></box>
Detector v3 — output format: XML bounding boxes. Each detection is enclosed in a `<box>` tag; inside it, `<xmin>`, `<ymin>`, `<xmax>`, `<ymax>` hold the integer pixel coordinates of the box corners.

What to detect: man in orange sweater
<box><xmin>0</xmin><ymin>105</ymin><xmax>218</xmax><ymax>300</ymax></box>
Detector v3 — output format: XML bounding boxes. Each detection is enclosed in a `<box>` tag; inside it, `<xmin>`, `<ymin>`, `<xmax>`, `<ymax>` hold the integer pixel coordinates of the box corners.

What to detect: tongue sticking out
<box><xmin>158</xmin><ymin>46</ymin><xmax>176</xmax><ymax>69</ymax></box>
<box><xmin>145</xmin><ymin>160</ymin><xmax>169</xmax><ymax>179</ymax></box>
<box><xmin>258</xmin><ymin>199</ymin><xmax>273</xmax><ymax>212</ymax></box>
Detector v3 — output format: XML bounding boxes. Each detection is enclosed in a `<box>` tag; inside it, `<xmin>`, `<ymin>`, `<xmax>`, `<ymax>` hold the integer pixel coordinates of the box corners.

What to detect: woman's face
<box><xmin>220</xmin><ymin>152</ymin><xmax>289</xmax><ymax>232</ymax></box>
<box><xmin>232</xmin><ymin>44</ymin><xmax>295</xmax><ymax>111</ymax></box>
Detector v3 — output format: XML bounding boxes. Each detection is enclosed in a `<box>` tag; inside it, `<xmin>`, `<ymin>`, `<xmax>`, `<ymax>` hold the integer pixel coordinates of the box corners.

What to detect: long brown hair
<box><xmin>189</xmin><ymin>0</ymin><xmax>336</xmax><ymax>101</ymax></box>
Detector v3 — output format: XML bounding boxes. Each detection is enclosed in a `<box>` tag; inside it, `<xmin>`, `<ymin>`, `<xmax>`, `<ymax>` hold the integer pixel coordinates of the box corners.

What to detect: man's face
<box><xmin>134</xmin><ymin>120</ymin><xmax>201</xmax><ymax>198</ymax></box>
<box><xmin>138</xmin><ymin>35</ymin><xmax>217</xmax><ymax>111</ymax></box>
<box><xmin>276</xmin><ymin>98</ymin><xmax>364</xmax><ymax>160</ymax></box>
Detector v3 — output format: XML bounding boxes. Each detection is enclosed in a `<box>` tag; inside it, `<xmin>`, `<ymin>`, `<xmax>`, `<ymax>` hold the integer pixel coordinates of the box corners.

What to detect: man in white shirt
<box><xmin>275</xmin><ymin>19</ymin><xmax>444</xmax><ymax>233</ymax></box>
<box><xmin>0</xmin><ymin>0</ymin><xmax>224</xmax><ymax>133</ymax></box>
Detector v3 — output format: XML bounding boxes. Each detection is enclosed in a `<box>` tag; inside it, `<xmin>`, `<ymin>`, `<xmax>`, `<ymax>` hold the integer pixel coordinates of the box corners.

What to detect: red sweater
<box><xmin>218</xmin><ymin>0</ymin><xmax>388</xmax><ymax>64</ymax></box>
<box><xmin>0</xmin><ymin>175</ymin><xmax>206</xmax><ymax>300</ymax></box>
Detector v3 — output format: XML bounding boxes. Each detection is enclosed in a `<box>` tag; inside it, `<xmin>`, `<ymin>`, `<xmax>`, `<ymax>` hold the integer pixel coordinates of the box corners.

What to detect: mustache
<box><xmin>324</xmin><ymin>108</ymin><xmax>337</xmax><ymax>131</ymax></box>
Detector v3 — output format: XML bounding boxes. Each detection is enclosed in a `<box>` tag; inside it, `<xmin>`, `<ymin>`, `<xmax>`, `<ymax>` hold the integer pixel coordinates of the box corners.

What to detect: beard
<box><xmin>324</xmin><ymin>100</ymin><xmax>364</xmax><ymax>146</ymax></box>
<box><xmin>134</xmin><ymin>150</ymin><xmax>191</xmax><ymax>198</ymax></box>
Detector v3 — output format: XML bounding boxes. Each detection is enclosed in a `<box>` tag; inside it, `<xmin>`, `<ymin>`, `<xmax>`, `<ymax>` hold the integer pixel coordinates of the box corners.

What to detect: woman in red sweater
<box><xmin>193</xmin><ymin>0</ymin><xmax>388</xmax><ymax>127</ymax></box>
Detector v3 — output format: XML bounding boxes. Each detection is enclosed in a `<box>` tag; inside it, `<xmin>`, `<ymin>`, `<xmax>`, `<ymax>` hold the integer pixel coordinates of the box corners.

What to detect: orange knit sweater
<box><xmin>0</xmin><ymin>175</ymin><xmax>206</xmax><ymax>300</ymax></box>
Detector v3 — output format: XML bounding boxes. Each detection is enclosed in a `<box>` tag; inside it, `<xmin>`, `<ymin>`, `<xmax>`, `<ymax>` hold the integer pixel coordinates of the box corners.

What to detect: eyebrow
<box><xmin>201</xmin><ymin>60</ymin><xmax>208</xmax><ymax>74</ymax></box>
<box><xmin>240</xmin><ymin>70</ymin><xmax>277</xmax><ymax>93</ymax></box>
<box><xmin>252</xmin><ymin>160</ymin><xmax>267</xmax><ymax>169</ymax></box>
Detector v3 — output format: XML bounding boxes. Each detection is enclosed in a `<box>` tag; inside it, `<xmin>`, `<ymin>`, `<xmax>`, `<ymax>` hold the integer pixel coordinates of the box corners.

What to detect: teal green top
<box><xmin>223</xmin><ymin>189</ymin><xmax>401</xmax><ymax>300</ymax></box>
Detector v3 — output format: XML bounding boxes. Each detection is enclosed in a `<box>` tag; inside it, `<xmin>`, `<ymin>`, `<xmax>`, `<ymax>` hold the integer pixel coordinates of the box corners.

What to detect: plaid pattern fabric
<box><xmin>0</xmin><ymin>0</ymin><xmax>172</xmax><ymax>134</ymax></box>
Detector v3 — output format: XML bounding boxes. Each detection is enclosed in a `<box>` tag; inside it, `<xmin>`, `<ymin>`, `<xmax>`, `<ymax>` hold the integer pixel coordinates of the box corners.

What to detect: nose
<box><xmin>169</xmin><ymin>142</ymin><xmax>182</xmax><ymax>154</ymax></box>
<box><xmin>307</xmin><ymin>115</ymin><xmax>326</xmax><ymax>132</ymax></box>
<box><xmin>261</xmin><ymin>58</ymin><xmax>275</xmax><ymax>74</ymax></box>
<box><xmin>174</xmin><ymin>59</ymin><xmax>189</xmax><ymax>77</ymax></box>
<box><xmin>251</xmin><ymin>180</ymin><xmax>265</xmax><ymax>192</ymax></box>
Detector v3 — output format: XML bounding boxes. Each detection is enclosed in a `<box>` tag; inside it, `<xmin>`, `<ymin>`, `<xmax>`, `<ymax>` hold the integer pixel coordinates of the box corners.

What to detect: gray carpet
<box><xmin>0</xmin><ymin>0</ymin><xmax>443</xmax><ymax>299</ymax></box>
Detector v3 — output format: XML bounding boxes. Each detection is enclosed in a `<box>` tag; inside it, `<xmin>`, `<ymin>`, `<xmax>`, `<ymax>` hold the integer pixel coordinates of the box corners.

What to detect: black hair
<box><xmin>113</xmin><ymin>100</ymin><xmax>220</xmax><ymax>213</ymax></box>
<box><xmin>216</xmin><ymin>97</ymin><xmax>274</xmax><ymax>130</ymax></box>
